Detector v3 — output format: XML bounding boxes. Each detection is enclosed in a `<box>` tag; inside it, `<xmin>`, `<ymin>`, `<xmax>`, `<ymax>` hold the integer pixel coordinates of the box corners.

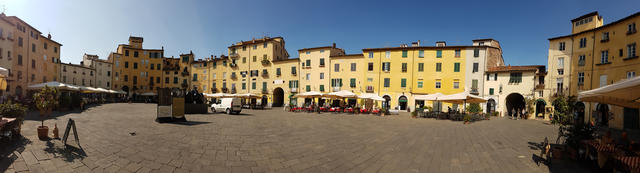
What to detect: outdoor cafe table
<box><xmin>582</xmin><ymin>140</ymin><xmax>622</xmax><ymax>168</ymax></box>
<box><xmin>614</xmin><ymin>156</ymin><xmax>640</xmax><ymax>173</ymax></box>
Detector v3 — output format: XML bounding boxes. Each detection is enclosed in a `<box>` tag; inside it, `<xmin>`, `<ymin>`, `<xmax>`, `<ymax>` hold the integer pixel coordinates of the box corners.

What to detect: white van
<box><xmin>211</xmin><ymin>98</ymin><xmax>242</xmax><ymax>114</ymax></box>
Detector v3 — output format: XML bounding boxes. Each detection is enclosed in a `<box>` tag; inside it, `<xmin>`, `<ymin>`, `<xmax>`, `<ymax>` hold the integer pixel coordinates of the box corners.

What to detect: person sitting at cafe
<box><xmin>618</xmin><ymin>131</ymin><xmax>633</xmax><ymax>152</ymax></box>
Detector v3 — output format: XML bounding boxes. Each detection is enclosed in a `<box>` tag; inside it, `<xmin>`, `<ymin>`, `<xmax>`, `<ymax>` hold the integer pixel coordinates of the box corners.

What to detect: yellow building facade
<box><xmin>548</xmin><ymin>11</ymin><xmax>640</xmax><ymax>129</ymax></box>
<box><xmin>109</xmin><ymin>36</ymin><xmax>165</xmax><ymax>94</ymax></box>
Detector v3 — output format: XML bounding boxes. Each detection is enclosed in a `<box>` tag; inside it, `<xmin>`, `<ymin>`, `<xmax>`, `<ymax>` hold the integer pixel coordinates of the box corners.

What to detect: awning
<box><xmin>140</xmin><ymin>92</ymin><xmax>157</xmax><ymax>96</ymax></box>
<box><xmin>358</xmin><ymin>93</ymin><xmax>385</xmax><ymax>101</ymax></box>
<box><xmin>28</xmin><ymin>81</ymin><xmax>80</xmax><ymax>91</ymax></box>
<box><xmin>325</xmin><ymin>90</ymin><xmax>357</xmax><ymax>98</ymax></box>
<box><xmin>78</xmin><ymin>86</ymin><xmax>102</xmax><ymax>93</ymax></box>
<box><xmin>439</xmin><ymin>92</ymin><xmax>487</xmax><ymax>104</ymax></box>
<box><xmin>414</xmin><ymin>93</ymin><xmax>445</xmax><ymax>101</ymax></box>
<box><xmin>204</xmin><ymin>93</ymin><xmax>233</xmax><ymax>98</ymax></box>
<box><xmin>578</xmin><ymin>76</ymin><xmax>640</xmax><ymax>108</ymax></box>
<box><xmin>235</xmin><ymin>93</ymin><xmax>260</xmax><ymax>98</ymax></box>
<box><xmin>293</xmin><ymin>91</ymin><xmax>323</xmax><ymax>98</ymax></box>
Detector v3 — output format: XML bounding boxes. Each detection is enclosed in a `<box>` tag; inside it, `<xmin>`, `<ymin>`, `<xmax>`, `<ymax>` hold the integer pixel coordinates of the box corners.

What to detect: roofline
<box><xmin>550</xmin><ymin>11</ymin><xmax>640</xmax><ymax>40</ymax></box>
<box><xmin>362</xmin><ymin>45</ymin><xmax>490</xmax><ymax>51</ymax></box>
<box><xmin>40</xmin><ymin>35</ymin><xmax>62</xmax><ymax>46</ymax></box>
<box><xmin>227</xmin><ymin>36</ymin><xmax>284</xmax><ymax>48</ymax></box>
<box><xmin>297</xmin><ymin>46</ymin><xmax>336</xmax><ymax>52</ymax></box>
<box><xmin>330</xmin><ymin>54</ymin><xmax>363</xmax><ymax>58</ymax></box>
<box><xmin>571</xmin><ymin>11</ymin><xmax>599</xmax><ymax>22</ymax></box>
<box><xmin>7</xmin><ymin>16</ymin><xmax>42</xmax><ymax>34</ymax></box>
<box><xmin>61</xmin><ymin>62</ymin><xmax>94</xmax><ymax>70</ymax></box>
<box><xmin>472</xmin><ymin>38</ymin><xmax>499</xmax><ymax>43</ymax></box>
<box><xmin>486</xmin><ymin>65</ymin><xmax>545</xmax><ymax>72</ymax></box>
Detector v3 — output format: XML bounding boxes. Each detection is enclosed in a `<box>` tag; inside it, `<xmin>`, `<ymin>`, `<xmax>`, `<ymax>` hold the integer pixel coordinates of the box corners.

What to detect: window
<box><xmin>382</xmin><ymin>62</ymin><xmax>390</xmax><ymax>72</ymax></box>
<box><xmin>418</xmin><ymin>63</ymin><xmax>424</xmax><ymax>72</ymax></box>
<box><xmin>455</xmin><ymin>49</ymin><xmax>461</xmax><ymax>57</ymax></box>
<box><xmin>384</xmin><ymin>78</ymin><xmax>390</xmax><ymax>87</ymax></box>
<box><xmin>262</xmin><ymin>82</ymin><xmax>267</xmax><ymax>90</ymax></box>
<box><xmin>31</xmin><ymin>59</ymin><xmax>35</xmax><ymax>68</ymax></box>
<box><xmin>288</xmin><ymin>80</ymin><xmax>297</xmax><ymax>89</ymax></box>
<box><xmin>319</xmin><ymin>85</ymin><xmax>324</xmax><ymax>92</ymax></box>
<box><xmin>253</xmin><ymin>56</ymin><xmax>257</xmax><ymax>62</ymax></box>
<box><xmin>276</xmin><ymin>68</ymin><xmax>281</xmax><ymax>76</ymax></box>
<box><xmin>367</xmin><ymin>78</ymin><xmax>373</xmax><ymax>82</ymax></box>
<box><xmin>402</xmin><ymin>50</ymin><xmax>408</xmax><ymax>58</ymax></box>
<box><xmin>242</xmin><ymin>46</ymin><xmax>246</xmax><ymax>51</ymax></box>
<box><xmin>602</xmin><ymin>32</ymin><xmax>609</xmax><ymax>41</ymax></box>
<box><xmin>319</xmin><ymin>72</ymin><xmax>324</xmax><ymax>79</ymax></box>
<box><xmin>350</xmin><ymin>78</ymin><xmax>356</xmax><ymax>88</ymax></box>
<box><xmin>32</xmin><ymin>44</ymin><xmax>35</xmax><ymax>52</ymax></box>
<box><xmin>134</xmin><ymin>51</ymin><xmax>138</xmax><ymax>57</ymax></box>
<box><xmin>600</xmin><ymin>75</ymin><xmax>608</xmax><ymax>87</ymax></box>
<box><xmin>306</xmin><ymin>59</ymin><xmax>311</xmax><ymax>67</ymax></box>
<box><xmin>453</xmin><ymin>81</ymin><xmax>460</xmax><ymax>89</ymax></box>
<box><xmin>368</xmin><ymin>51</ymin><xmax>374</xmax><ymax>58</ymax></box>
<box><xmin>350</xmin><ymin>63</ymin><xmax>356</xmax><ymax>71</ymax></box>
<box><xmin>489</xmin><ymin>88</ymin><xmax>494</xmax><ymax>95</ymax></box>
<box><xmin>628</xmin><ymin>43</ymin><xmax>637</xmax><ymax>58</ymax></box>
<box><xmin>473</xmin><ymin>48</ymin><xmax>479</xmax><ymax>57</ymax></box>
<box><xmin>263</xmin><ymin>42</ymin><xmax>267</xmax><ymax>48</ymax></box>
<box><xmin>319</xmin><ymin>58</ymin><xmax>325</xmax><ymax>66</ymax></box>
<box><xmin>173</xmin><ymin>77</ymin><xmax>178</xmax><ymax>84</ymax></box>
<box><xmin>18</xmin><ymin>37</ymin><xmax>22</xmax><ymax>47</ymax></box>
<box><xmin>558</xmin><ymin>69</ymin><xmax>564</xmax><ymax>75</ymax></box>
<box><xmin>628</xmin><ymin>23</ymin><xmax>637</xmax><ymax>34</ymax></box>
<box><xmin>193</xmin><ymin>74</ymin><xmax>198</xmax><ymax>81</ymax></box>
<box><xmin>291</xmin><ymin>66</ymin><xmax>297</xmax><ymax>75</ymax></box>
<box><xmin>578</xmin><ymin>55</ymin><xmax>586</xmax><ymax>66</ymax></box>
<box><xmin>54</xmin><ymin>47</ymin><xmax>58</xmax><ymax>53</ymax></box>
<box><xmin>578</xmin><ymin>72</ymin><xmax>584</xmax><ymax>85</ymax></box>
<box><xmin>435</xmin><ymin>81</ymin><xmax>441</xmax><ymax>88</ymax></box>
<box><xmin>436</xmin><ymin>50</ymin><xmax>442</xmax><ymax>58</ymax></box>
<box><xmin>601</xmin><ymin>50</ymin><xmax>609</xmax><ymax>64</ymax></box>
<box><xmin>368</xmin><ymin>63</ymin><xmax>374</xmax><ymax>71</ymax></box>
<box><xmin>400</xmin><ymin>78</ymin><xmax>406</xmax><ymax>88</ymax></box>
<box><xmin>472</xmin><ymin>79</ymin><xmax>478</xmax><ymax>89</ymax></box>
<box><xmin>133</xmin><ymin>62</ymin><xmax>138</xmax><ymax>69</ymax></box>
<box><xmin>509</xmin><ymin>73</ymin><xmax>522</xmax><ymax>83</ymax></box>
<box><xmin>331</xmin><ymin>78</ymin><xmax>343</xmax><ymax>87</ymax></box>
<box><xmin>305</xmin><ymin>85</ymin><xmax>310</xmax><ymax>92</ymax></box>
<box><xmin>558</xmin><ymin>57</ymin><xmax>564</xmax><ymax>68</ymax></box>
<box><xmin>473</xmin><ymin>63</ymin><xmax>479</xmax><ymax>73</ymax></box>
<box><xmin>401</xmin><ymin>63</ymin><xmax>407</xmax><ymax>72</ymax></box>
<box><xmin>417</xmin><ymin>81</ymin><xmax>423</xmax><ymax>88</ymax></box>
<box><xmin>559</xmin><ymin>42</ymin><xmax>566</xmax><ymax>51</ymax></box>
<box><xmin>579</xmin><ymin>38</ymin><xmax>587</xmax><ymax>48</ymax></box>
<box><xmin>418</xmin><ymin>50</ymin><xmax>424</xmax><ymax>58</ymax></box>
<box><xmin>628</xmin><ymin>71</ymin><xmax>636</xmax><ymax>79</ymax></box>
<box><xmin>487</xmin><ymin>74</ymin><xmax>491</xmax><ymax>81</ymax></box>
<box><xmin>305</xmin><ymin>51</ymin><xmax>310</xmax><ymax>55</ymax></box>
<box><xmin>253</xmin><ymin>45</ymin><xmax>257</xmax><ymax>49</ymax></box>
<box><xmin>124</xmin><ymin>75</ymin><xmax>129</xmax><ymax>82</ymax></box>
<box><xmin>17</xmin><ymin>55</ymin><xmax>22</xmax><ymax>65</ymax></box>
<box><xmin>334</xmin><ymin>63</ymin><xmax>340</xmax><ymax>72</ymax></box>
<box><xmin>125</xmin><ymin>62</ymin><xmax>129</xmax><ymax>68</ymax></box>
<box><xmin>385</xmin><ymin>51</ymin><xmax>390</xmax><ymax>58</ymax></box>
<box><xmin>453</xmin><ymin>63</ymin><xmax>460</xmax><ymax>72</ymax></box>
<box><xmin>436</xmin><ymin>63</ymin><xmax>442</xmax><ymax>72</ymax></box>
<box><xmin>150</xmin><ymin>64</ymin><xmax>154</xmax><ymax>70</ymax></box>
<box><xmin>306</xmin><ymin>73</ymin><xmax>310</xmax><ymax>80</ymax></box>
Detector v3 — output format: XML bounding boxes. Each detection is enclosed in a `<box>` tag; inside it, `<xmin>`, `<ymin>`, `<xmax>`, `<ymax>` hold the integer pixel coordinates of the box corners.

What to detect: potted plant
<box><xmin>0</xmin><ymin>101</ymin><xmax>27</xmax><ymax>135</ymax></box>
<box><xmin>463</xmin><ymin>114</ymin><xmax>472</xmax><ymax>124</ymax></box>
<box><xmin>411</xmin><ymin>110</ymin><xmax>417</xmax><ymax>118</ymax></box>
<box><xmin>33</xmin><ymin>86</ymin><xmax>58</xmax><ymax>140</ymax></box>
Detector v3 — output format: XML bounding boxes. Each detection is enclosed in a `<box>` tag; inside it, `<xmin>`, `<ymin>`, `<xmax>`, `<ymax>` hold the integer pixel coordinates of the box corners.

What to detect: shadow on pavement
<box><xmin>43</xmin><ymin>140</ymin><xmax>86</xmax><ymax>162</ymax></box>
<box><xmin>0</xmin><ymin>136</ymin><xmax>31</xmax><ymax>172</ymax></box>
<box><xmin>167</xmin><ymin>121</ymin><xmax>211</xmax><ymax>126</ymax></box>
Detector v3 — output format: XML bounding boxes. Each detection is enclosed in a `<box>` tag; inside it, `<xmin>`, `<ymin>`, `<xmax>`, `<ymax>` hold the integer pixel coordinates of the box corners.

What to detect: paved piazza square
<box><xmin>2</xmin><ymin>103</ymin><xmax>590</xmax><ymax>173</ymax></box>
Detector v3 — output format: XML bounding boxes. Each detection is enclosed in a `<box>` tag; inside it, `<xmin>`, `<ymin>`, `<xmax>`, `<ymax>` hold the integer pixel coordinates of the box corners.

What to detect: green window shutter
<box><xmin>417</xmin><ymin>81</ymin><xmax>423</xmax><ymax>88</ymax></box>
<box><xmin>418</xmin><ymin>63</ymin><xmax>424</xmax><ymax>72</ymax></box>
<box><xmin>489</xmin><ymin>88</ymin><xmax>494</xmax><ymax>95</ymax></box>
<box><xmin>436</xmin><ymin>63</ymin><xmax>442</xmax><ymax>72</ymax></box>
<box><xmin>401</xmin><ymin>78</ymin><xmax>406</xmax><ymax>87</ymax></box>
<box><xmin>252</xmin><ymin>82</ymin><xmax>256</xmax><ymax>89</ymax></box>
<box><xmin>306</xmin><ymin>85</ymin><xmax>311</xmax><ymax>92</ymax></box>
<box><xmin>436</xmin><ymin>50</ymin><xmax>442</xmax><ymax>58</ymax></box>
<box><xmin>402</xmin><ymin>50</ymin><xmax>408</xmax><ymax>57</ymax></box>
<box><xmin>454</xmin><ymin>63</ymin><xmax>460</xmax><ymax>72</ymax></box>
<box><xmin>320</xmin><ymin>85</ymin><xmax>324</xmax><ymax>92</ymax></box>
<box><xmin>350</xmin><ymin>78</ymin><xmax>356</xmax><ymax>88</ymax></box>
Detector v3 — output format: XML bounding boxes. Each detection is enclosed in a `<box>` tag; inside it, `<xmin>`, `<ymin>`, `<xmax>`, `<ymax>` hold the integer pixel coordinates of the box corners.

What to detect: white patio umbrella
<box><xmin>579</xmin><ymin>76</ymin><xmax>640</xmax><ymax>108</ymax></box>
<box><xmin>326</xmin><ymin>90</ymin><xmax>357</xmax><ymax>98</ymax></box>
<box><xmin>293</xmin><ymin>91</ymin><xmax>323</xmax><ymax>98</ymax></box>
<box><xmin>140</xmin><ymin>92</ymin><xmax>157</xmax><ymax>96</ymax></box>
<box><xmin>78</xmin><ymin>86</ymin><xmax>102</xmax><ymax>93</ymax></box>
<box><xmin>28</xmin><ymin>81</ymin><xmax>80</xmax><ymax>91</ymax></box>
<box><xmin>94</xmin><ymin>88</ymin><xmax>111</xmax><ymax>93</ymax></box>
<box><xmin>358</xmin><ymin>93</ymin><xmax>385</xmax><ymax>101</ymax></box>
<box><xmin>235</xmin><ymin>93</ymin><xmax>260</xmax><ymax>99</ymax></box>
<box><xmin>414</xmin><ymin>93</ymin><xmax>445</xmax><ymax>101</ymax></box>
<box><xmin>204</xmin><ymin>93</ymin><xmax>233</xmax><ymax>98</ymax></box>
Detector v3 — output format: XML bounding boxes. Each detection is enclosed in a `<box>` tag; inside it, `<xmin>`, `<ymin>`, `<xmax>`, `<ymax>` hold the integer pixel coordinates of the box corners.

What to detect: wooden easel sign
<box><xmin>62</xmin><ymin>118</ymin><xmax>80</xmax><ymax>147</ymax></box>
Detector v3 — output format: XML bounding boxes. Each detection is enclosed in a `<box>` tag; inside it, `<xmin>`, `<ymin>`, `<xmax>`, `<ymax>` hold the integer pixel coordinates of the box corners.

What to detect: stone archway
<box><xmin>398</xmin><ymin>96</ymin><xmax>408</xmax><ymax>110</ymax></box>
<box><xmin>505</xmin><ymin>93</ymin><xmax>525</xmax><ymax>118</ymax></box>
<box><xmin>486</xmin><ymin>99</ymin><xmax>496</xmax><ymax>113</ymax></box>
<box><xmin>122</xmin><ymin>85</ymin><xmax>130</xmax><ymax>95</ymax></box>
<box><xmin>272</xmin><ymin>87</ymin><xmax>284</xmax><ymax>107</ymax></box>
<box><xmin>383</xmin><ymin>95</ymin><xmax>391</xmax><ymax>109</ymax></box>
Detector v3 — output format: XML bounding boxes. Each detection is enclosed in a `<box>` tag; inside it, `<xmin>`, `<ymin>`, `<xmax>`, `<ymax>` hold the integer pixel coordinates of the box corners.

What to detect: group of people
<box><xmin>510</xmin><ymin>108</ymin><xmax>528</xmax><ymax>120</ymax></box>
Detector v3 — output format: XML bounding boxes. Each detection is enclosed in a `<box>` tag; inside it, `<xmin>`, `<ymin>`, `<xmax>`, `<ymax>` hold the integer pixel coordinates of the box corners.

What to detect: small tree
<box><xmin>467</xmin><ymin>103</ymin><xmax>482</xmax><ymax>113</ymax></box>
<box><xmin>33</xmin><ymin>86</ymin><xmax>58</xmax><ymax>127</ymax></box>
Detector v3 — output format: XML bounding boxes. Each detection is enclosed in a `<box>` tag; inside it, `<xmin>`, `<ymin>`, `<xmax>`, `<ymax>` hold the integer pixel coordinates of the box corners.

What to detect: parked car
<box><xmin>211</xmin><ymin>98</ymin><xmax>242</xmax><ymax>114</ymax></box>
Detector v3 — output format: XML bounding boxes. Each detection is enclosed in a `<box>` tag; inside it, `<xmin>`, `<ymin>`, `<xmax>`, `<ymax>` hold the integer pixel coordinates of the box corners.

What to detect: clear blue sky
<box><xmin>1</xmin><ymin>0</ymin><xmax>639</xmax><ymax>66</ymax></box>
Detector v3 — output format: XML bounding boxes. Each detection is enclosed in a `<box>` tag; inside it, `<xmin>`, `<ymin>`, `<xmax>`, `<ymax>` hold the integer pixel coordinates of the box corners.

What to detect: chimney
<box><xmin>436</xmin><ymin>41</ymin><xmax>446</xmax><ymax>47</ymax></box>
<box><xmin>400</xmin><ymin>44</ymin><xmax>408</xmax><ymax>47</ymax></box>
<box><xmin>411</xmin><ymin>40</ymin><xmax>420</xmax><ymax>47</ymax></box>
<box><xmin>332</xmin><ymin>43</ymin><xmax>336</xmax><ymax>48</ymax></box>
<box><xmin>47</xmin><ymin>33</ymin><xmax>51</xmax><ymax>39</ymax></box>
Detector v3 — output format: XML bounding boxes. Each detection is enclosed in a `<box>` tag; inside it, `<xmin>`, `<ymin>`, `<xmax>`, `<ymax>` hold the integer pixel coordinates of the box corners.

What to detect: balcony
<box><xmin>470</xmin><ymin>88</ymin><xmax>479</xmax><ymax>95</ymax></box>
<box><xmin>181</xmin><ymin>71</ymin><xmax>189</xmax><ymax>77</ymax></box>
<box><xmin>229</xmin><ymin>53</ymin><xmax>239</xmax><ymax>58</ymax></box>
<box><xmin>261</xmin><ymin>71</ymin><xmax>269</xmax><ymax>77</ymax></box>
<box><xmin>211</xmin><ymin>87</ymin><xmax>218</xmax><ymax>93</ymax></box>
<box><xmin>291</xmin><ymin>72</ymin><xmax>297</xmax><ymax>76</ymax></box>
<box><xmin>290</xmin><ymin>88</ymin><xmax>297</xmax><ymax>93</ymax></box>
<box><xmin>262</xmin><ymin>89</ymin><xmax>268</xmax><ymax>94</ymax></box>
<box><xmin>231</xmin><ymin>88</ymin><xmax>237</xmax><ymax>94</ymax></box>
<box><xmin>261</xmin><ymin>59</ymin><xmax>270</xmax><ymax>65</ymax></box>
<box><xmin>578</xmin><ymin>60</ymin><xmax>585</xmax><ymax>66</ymax></box>
<box><xmin>627</xmin><ymin>29</ymin><xmax>637</xmax><ymax>35</ymax></box>
<box><xmin>229</xmin><ymin>63</ymin><xmax>237</xmax><ymax>67</ymax></box>
<box><xmin>221</xmin><ymin>87</ymin><xmax>228</xmax><ymax>93</ymax></box>
<box><xmin>535</xmin><ymin>84</ymin><xmax>545</xmax><ymax>90</ymax></box>
<box><xmin>333</xmin><ymin>87</ymin><xmax>340</xmax><ymax>92</ymax></box>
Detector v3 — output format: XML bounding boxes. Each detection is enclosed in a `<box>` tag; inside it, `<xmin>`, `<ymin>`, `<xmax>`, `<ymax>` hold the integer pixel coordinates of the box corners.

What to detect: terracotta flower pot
<box><xmin>37</xmin><ymin>126</ymin><xmax>49</xmax><ymax>140</ymax></box>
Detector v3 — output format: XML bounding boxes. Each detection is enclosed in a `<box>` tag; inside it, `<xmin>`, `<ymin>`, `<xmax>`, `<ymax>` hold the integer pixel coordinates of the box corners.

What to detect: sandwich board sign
<box><xmin>62</xmin><ymin>118</ymin><xmax>80</xmax><ymax>147</ymax></box>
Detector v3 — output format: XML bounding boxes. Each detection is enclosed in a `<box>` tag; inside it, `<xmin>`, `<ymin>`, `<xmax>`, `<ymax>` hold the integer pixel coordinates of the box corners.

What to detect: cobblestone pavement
<box><xmin>1</xmin><ymin>103</ymin><xmax>590</xmax><ymax>173</ymax></box>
